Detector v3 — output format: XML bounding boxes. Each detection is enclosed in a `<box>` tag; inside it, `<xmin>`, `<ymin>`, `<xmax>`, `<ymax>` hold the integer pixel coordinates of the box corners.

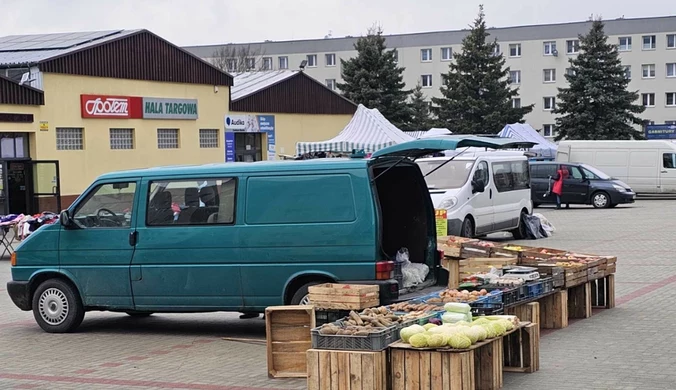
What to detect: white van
<box><xmin>556</xmin><ymin>140</ymin><xmax>676</xmax><ymax>194</ymax></box>
<box><xmin>416</xmin><ymin>152</ymin><xmax>533</xmax><ymax>238</ymax></box>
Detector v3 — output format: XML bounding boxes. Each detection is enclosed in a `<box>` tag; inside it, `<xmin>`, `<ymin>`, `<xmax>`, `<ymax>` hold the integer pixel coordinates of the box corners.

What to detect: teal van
<box><xmin>7</xmin><ymin>137</ymin><xmax>527</xmax><ymax>333</ymax></box>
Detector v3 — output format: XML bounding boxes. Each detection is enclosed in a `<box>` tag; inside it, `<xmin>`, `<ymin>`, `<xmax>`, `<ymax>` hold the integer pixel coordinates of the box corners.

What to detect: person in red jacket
<box><xmin>552</xmin><ymin>166</ymin><xmax>567</xmax><ymax>209</ymax></box>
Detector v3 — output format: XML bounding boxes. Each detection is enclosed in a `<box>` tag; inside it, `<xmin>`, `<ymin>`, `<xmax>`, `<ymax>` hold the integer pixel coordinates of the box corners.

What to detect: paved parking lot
<box><xmin>0</xmin><ymin>200</ymin><xmax>674</xmax><ymax>389</ymax></box>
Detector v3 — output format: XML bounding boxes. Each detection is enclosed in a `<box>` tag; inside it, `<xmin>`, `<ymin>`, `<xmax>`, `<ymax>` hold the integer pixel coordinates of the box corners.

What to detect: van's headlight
<box><xmin>438</xmin><ymin>197</ymin><xmax>458</xmax><ymax>210</ymax></box>
<box><xmin>612</xmin><ymin>185</ymin><xmax>626</xmax><ymax>192</ymax></box>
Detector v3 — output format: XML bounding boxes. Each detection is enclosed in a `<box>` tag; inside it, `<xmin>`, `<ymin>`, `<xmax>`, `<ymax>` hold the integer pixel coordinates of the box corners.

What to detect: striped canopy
<box><xmin>296</xmin><ymin>104</ymin><xmax>414</xmax><ymax>155</ymax></box>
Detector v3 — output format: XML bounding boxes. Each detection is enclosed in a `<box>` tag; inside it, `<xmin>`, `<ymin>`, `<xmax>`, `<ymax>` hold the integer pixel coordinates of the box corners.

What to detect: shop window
<box><xmin>0</xmin><ymin>133</ymin><xmax>28</xmax><ymax>158</ymax></box>
<box><xmin>199</xmin><ymin>129</ymin><xmax>219</xmax><ymax>148</ymax></box>
<box><xmin>157</xmin><ymin>129</ymin><xmax>179</xmax><ymax>149</ymax></box>
<box><xmin>146</xmin><ymin>178</ymin><xmax>237</xmax><ymax>226</ymax></box>
<box><xmin>56</xmin><ymin>127</ymin><xmax>83</xmax><ymax>150</ymax></box>
<box><xmin>109</xmin><ymin>128</ymin><xmax>134</xmax><ymax>150</ymax></box>
<box><xmin>73</xmin><ymin>182</ymin><xmax>136</xmax><ymax>229</ymax></box>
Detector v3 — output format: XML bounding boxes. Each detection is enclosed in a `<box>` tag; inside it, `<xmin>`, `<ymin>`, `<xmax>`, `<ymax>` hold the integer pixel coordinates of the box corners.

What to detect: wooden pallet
<box><xmin>308</xmin><ymin>283</ymin><xmax>379</xmax><ymax>310</ymax></box>
<box><xmin>306</xmin><ymin>349</ymin><xmax>387</xmax><ymax>390</ymax></box>
<box><xmin>538</xmin><ymin>290</ymin><xmax>568</xmax><ymax>329</ymax></box>
<box><xmin>568</xmin><ymin>282</ymin><xmax>592</xmax><ymax>319</ymax></box>
<box><xmin>503</xmin><ymin>323</ymin><xmax>540</xmax><ymax>373</ymax></box>
<box><xmin>265</xmin><ymin>305</ymin><xmax>315</xmax><ymax>378</ymax></box>
<box><xmin>591</xmin><ymin>274</ymin><xmax>616</xmax><ymax>309</ymax></box>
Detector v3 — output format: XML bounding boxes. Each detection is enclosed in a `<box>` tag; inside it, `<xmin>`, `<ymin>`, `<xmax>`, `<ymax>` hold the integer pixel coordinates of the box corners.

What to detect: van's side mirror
<box><xmin>472</xmin><ymin>179</ymin><xmax>486</xmax><ymax>194</ymax></box>
<box><xmin>59</xmin><ymin>210</ymin><xmax>73</xmax><ymax>228</ymax></box>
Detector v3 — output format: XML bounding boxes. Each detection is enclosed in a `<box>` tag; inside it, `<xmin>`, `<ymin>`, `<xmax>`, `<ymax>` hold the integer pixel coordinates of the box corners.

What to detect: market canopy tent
<box><xmin>498</xmin><ymin>123</ymin><xmax>558</xmax><ymax>158</ymax></box>
<box><xmin>295</xmin><ymin>104</ymin><xmax>414</xmax><ymax>155</ymax></box>
<box><xmin>404</xmin><ymin>128</ymin><xmax>452</xmax><ymax>139</ymax></box>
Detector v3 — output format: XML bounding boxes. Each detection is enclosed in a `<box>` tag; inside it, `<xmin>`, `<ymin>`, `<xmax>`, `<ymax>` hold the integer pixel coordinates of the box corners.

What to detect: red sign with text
<box><xmin>80</xmin><ymin>94</ymin><xmax>143</xmax><ymax>119</ymax></box>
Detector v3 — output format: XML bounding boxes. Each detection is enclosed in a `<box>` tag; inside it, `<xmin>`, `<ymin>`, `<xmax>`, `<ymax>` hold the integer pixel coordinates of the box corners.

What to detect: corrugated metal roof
<box><xmin>231</xmin><ymin>70</ymin><xmax>298</xmax><ymax>101</ymax></box>
<box><xmin>0</xmin><ymin>30</ymin><xmax>140</xmax><ymax>67</ymax></box>
<box><xmin>0</xmin><ymin>74</ymin><xmax>44</xmax><ymax>105</ymax></box>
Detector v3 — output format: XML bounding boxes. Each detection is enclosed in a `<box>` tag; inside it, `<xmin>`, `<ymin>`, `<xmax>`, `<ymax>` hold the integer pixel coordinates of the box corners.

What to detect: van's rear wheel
<box><xmin>32</xmin><ymin>279</ymin><xmax>85</xmax><ymax>333</ymax></box>
<box><xmin>290</xmin><ymin>282</ymin><xmax>319</xmax><ymax>305</ymax></box>
<box><xmin>460</xmin><ymin>217</ymin><xmax>474</xmax><ymax>238</ymax></box>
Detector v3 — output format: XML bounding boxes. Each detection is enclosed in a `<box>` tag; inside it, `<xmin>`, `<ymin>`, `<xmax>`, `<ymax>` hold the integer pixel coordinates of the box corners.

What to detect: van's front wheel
<box><xmin>460</xmin><ymin>217</ymin><xmax>474</xmax><ymax>238</ymax></box>
<box><xmin>32</xmin><ymin>279</ymin><xmax>85</xmax><ymax>333</ymax></box>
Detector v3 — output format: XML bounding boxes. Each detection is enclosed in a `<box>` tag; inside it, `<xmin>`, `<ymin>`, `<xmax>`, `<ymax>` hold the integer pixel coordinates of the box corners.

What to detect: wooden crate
<box><xmin>460</xmin><ymin>241</ymin><xmax>501</xmax><ymax>258</ymax></box>
<box><xmin>586</xmin><ymin>258</ymin><xmax>608</xmax><ymax>281</ymax></box>
<box><xmin>519</xmin><ymin>248</ymin><xmax>568</xmax><ymax>264</ymax></box>
<box><xmin>439</xmin><ymin>236</ymin><xmax>478</xmax><ymax>258</ymax></box>
<box><xmin>568</xmin><ymin>282</ymin><xmax>592</xmax><ymax>319</ymax></box>
<box><xmin>591</xmin><ymin>274</ymin><xmax>615</xmax><ymax>309</ymax></box>
<box><xmin>605</xmin><ymin>257</ymin><xmax>617</xmax><ymax>274</ymax></box>
<box><xmin>535</xmin><ymin>265</ymin><xmax>565</xmax><ymax>288</ymax></box>
<box><xmin>308</xmin><ymin>283</ymin><xmax>379</xmax><ymax>310</ymax></box>
<box><xmin>564</xmin><ymin>266</ymin><xmax>588</xmax><ymax>288</ymax></box>
<box><xmin>538</xmin><ymin>290</ymin><xmax>568</xmax><ymax>329</ymax></box>
<box><xmin>441</xmin><ymin>257</ymin><xmax>461</xmax><ymax>289</ymax></box>
<box><xmin>458</xmin><ymin>257</ymin><xmax>519</xmax><ymax>279</ymax></box>
<box><xmin>390</xmin><ymin>348</ymin><xmax>476</xmax><ymax>390</ymax></box>
<box><xmin>503</xmin><ymin>323</ymin><xmax>540</xmax><ymax>373</ymax></box>
<box><xmin>505</xmin><ymin>302</ymin><xmax>540</xmax><ymax>326</ymax></box>
<box><xmin>307</xmin><ymin>349</ymin><xmax>387</xmax><ymax>390</ymax></box>
<box><xmin>491</xmin><ymin>244</ymin><xmax>537</xmax><ymax>259</ymax></box>
<box><xmin>266</xmin><ymin>305</ymin><xmax>315</xmax><ymax>378</ymax></box>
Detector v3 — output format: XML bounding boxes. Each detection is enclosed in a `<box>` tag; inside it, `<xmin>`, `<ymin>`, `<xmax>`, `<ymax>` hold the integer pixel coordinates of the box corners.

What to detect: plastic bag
<box><xmin>398</xmin><ymin>247</ymin><xmax>430</xmax><ymax>287</ymax></box>
<box><xmin>396</xmin><ymin>248</ymin><xmax>409</xmax><ymax>263</ymax></box>
<box><xmin>534</xmin><ymin>213</ymin><xmax>555</xmax><ymax>237</ymax></box>
<box><xmin>522</xmin><ymin>213</ymin><xmax>547</xmax><ymax>239</ymax></box>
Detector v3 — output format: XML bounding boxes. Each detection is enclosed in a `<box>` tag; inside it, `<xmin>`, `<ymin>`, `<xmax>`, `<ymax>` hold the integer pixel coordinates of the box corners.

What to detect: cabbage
<box><xmin>423</xmin><ymin>323</ymin><xmax>438</xmax><ymax>331</ymax></box>
<box><xmin>465</xmin><ymin>312</ymin><xmax>473</xmax><ymax>323</ymax></box>
<box><xmin>409</xmin><ymin>333</ymin><xmax>428</xmax><ymax>348</ymax></box>
<box><xmin>441</xmin><ymin>312</ymin><xmax>466</xmax><ymax>324</ymax></box>
<box><xmin>454</xmin><ymin>320</ymin><xmax>470</xmax><ymax>327</ymax></box>
<box><xmin>490</xmin><ymin>321</ymin><xmax>506</xmax><ymax>336</ymax></box>
<box><xmin>482</xmin><ymin>324</ymin><xmax>496</xmax><ymax>338</ymax></box>
<box><xmin>461</xmin><ymin>327</ymin><xmax>481</xmax><ymax>344</ymax></box>
<box><xmin>447</xmin><ymin>333</ymin><xmax>472</xmax><ymax>349</ymax></box>
<box><xmin>498</xmin><ymin>319</ymin><xmax>514</xmax><ymax>331</ymax></box>
<box><xmin>473</xmin><ymin>317</ymin><xmax>490</xmax><ymax>326</ymax></box>
<box><xmin>470</xmin><ymin>325</ymin><xmax>488</xmax><ymax>341</ymax></box>
<box><xmin>400</xmin><ymin>324</ymin><xmax>426</xmax><ymax>342</ymax></box>
<box><xmin>427</xmin><ymin>334</ymin><xmax>446</xmax><ymax>348</ymax></box>
<box><xmin>444</xmin><ymin>302</ymin><xmax>471</xmax><ymax>313</ymax></box>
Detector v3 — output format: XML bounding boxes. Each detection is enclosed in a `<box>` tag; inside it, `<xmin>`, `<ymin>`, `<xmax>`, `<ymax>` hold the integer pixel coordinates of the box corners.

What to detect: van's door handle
<box><xmin>129</xmin><ymin>231</ymin><xmax>138</xmax><ymax>247</ymax></box>
<box><xmin>489</xmin><ymin>189</ymin><xmax>493</xmax><ymax>199</ymax></box>
<box><xmin>661</xmin><ymin>170</ymin><xmax>668</xmax><ymax>173</ymax></box>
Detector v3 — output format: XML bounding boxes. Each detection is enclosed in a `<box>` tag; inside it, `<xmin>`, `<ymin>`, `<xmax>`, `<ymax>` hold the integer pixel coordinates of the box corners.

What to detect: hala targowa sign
<box><xmin>143</xmin><ymin>98</ymin><xmax>198</xmax><ymax>119</ymax></box>
<box><xmin>80</xmin><ymin>95</ymin><xmax>198</xmax><ymax>120</ymax></box>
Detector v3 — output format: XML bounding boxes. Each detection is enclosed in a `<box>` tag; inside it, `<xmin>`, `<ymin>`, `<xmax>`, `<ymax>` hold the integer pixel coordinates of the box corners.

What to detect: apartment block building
<box><xmin>184</xmin><ymin>16</ymin><xmax>676</xmax><ymax>137</ymax></box>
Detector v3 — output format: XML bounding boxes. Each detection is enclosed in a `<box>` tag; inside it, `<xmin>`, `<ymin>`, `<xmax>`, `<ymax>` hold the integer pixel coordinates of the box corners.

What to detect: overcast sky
<box><xmin>1</xmin><ymin>0</ymin><xmax>673</xmax><ymax>46</ymax></box>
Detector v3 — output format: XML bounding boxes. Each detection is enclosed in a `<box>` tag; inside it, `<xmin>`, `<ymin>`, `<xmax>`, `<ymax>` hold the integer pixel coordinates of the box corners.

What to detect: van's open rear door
<box><xmin>370</xmin><ymin>136</ymin><xmax>537</xmax><ymax>160</ymax></box>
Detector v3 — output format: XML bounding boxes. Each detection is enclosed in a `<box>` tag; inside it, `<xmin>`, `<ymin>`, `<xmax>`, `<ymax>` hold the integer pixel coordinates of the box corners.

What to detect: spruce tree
<box><xmin>406</xmin><ymin>83</ymin><xmax>433</xmax><ymax>131</ymax></box>
<box><xmin>553</xmin><ymin>18</ymin><xmax>645</xmax><ymax>140</ymax></box>
<box><xmin>432</xmin><ymin>5</ymin><xmax>533</xmax><ymax>134</ymax></box>
<box><xmin>338</xmin><ymin>25</ymin><xmax>413</xmax><ymax>129</ymax></box>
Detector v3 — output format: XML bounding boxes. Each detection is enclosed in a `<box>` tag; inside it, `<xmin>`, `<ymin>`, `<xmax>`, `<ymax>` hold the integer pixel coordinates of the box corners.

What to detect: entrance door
<box><xmin>234</xmin><ymin>133</ymin><xmax>263</xmax><ymax>162</ymax></box>
<box><xmin>30</xmin><ymin>160</ymin><xmax>61</xmax><ymax>213</ymax></box>
<box><xmin>6</xmin><ymin>161</ymin><xmax>29</xmax><ymax>215</ymax></box>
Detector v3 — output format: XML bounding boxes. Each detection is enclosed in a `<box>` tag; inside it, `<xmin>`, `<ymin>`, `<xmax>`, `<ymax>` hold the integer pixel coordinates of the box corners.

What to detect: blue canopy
<box><xmin>498</xmin><ymin>123</ymin><xmax>558</xmax><ymax>158</ymax></box>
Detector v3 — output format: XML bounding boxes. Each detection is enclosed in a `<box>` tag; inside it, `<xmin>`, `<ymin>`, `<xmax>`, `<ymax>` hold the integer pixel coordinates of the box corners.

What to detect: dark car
<box><xmin>529</xmin><ymin>162</ymin><xmax>636</xmax><ymax>208</ymax></box>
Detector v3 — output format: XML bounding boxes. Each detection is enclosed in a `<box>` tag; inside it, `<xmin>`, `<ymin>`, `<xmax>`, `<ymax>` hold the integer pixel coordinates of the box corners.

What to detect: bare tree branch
<box><xmin>210</xmin><ymin>44</ymin><xmax>269</xmax><ymax>73</ymax></box>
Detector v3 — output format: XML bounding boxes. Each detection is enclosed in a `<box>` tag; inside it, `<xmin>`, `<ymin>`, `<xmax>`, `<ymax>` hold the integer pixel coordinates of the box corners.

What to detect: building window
<box><xmin>668</xmin><ymin>34</ymin><xmax>676</xmax><ymax>49</ymax></box>
<box><xmin>543</xmin><ymin>69</ymin><xmax>556</xmax><ymax>83</ymax></box>
<box><xmin>226</xmin><ymin>59</ymin><xmax>237</xmax><ymax>72</ymax></box>
<box><xmin>421</xmin><ymin>74</ymin><xmax>433</xmax><ymax>88</ymax></box>
<box><xmin>146</xmin><ymin>178</ymin><xmax>237</xmax><ymax>226</ymax></box>
<box><xmin>643</xmin><ymin>35</ymin><xmax>656</xmax><ymax>50</ymax></box>
<box><xmin>157</xmin><ymin>129</ymin><xmax>179</xmax><ymax>149</ymax></box>
<box><xmin>509</xmin><ymin>70</ymin><xmax>521</xmax><ymax>84</ymax></box>
<box><xmin>618</xmin><ymin>37</ymin><xmax>632</xmax><ymax>51</ymax></box>
<box><xmin>543</xmin><ymin>124</ymin><xmax>555</xmax><ymax>137</ymax></box>
<box><xmin>642</xmin><ymin>64</ymin><xmax>656</xmax><ymax>79</ymax></box>
<box><xmin>109</xmin><ymin>128</ymin><xmax>134</xmax><ymax>150</ymax></box>
<box><xmin>421</xmin><ymin>48</ymin><xmax>432</xmax><ymax>62</ymax></box>
<box><xmin>642</xmin><ymin>93</ymin><xmax>656</xmax><ymax>107</ymax></box>
<box><xmin>262</xmin><ymin>57</ymin><xmax>272</xmax><ymax>70</ymax></box>
<box><xmin>667</xmin><ymin>93</ymin><xmax>676</xmax><ymax>107</ymax></box>
<box><xmin>326</xmin><ymin>79</ymin><xmax>336</xmax><ymax>90</ymax></box>
<box><xmin>624</xmin><ymin>65</ymin><xmax>632</xmax><ymax>79</ymax></box>
<box><xmin>306</xmin><ymin>54</ymin><xmax>317</xmax><ymax>67</ymax></box>
<box><xmin>543</xmin><ymin>97</ymin><xmax>556</xmax><ymax>111</ymax></box>
<box><xmin>509</xmin><ymin>43</ymin><xmax>521</xmax><ymax>57</ymax></box>
<box><xmin>199</xmin><ymin>129</ymin><xmax>219</xmax><ymax>148</ymax></box>
<box><xmin>278</xmin><ymin>56</ymin><xmax>289</xmax><ymax>69</ymax></box>
<box><xmin>245</xmin><ymin>57</ymin><xmax>256</xmax><ymax>70</ymax></box>
<box><xmin>492</xmin><ymin>44</ymin><xmax>501</xmax><ymax>56</ymax></box>
<box><xmin>543</xmin><ymin>41</ymin><xmax>557</xmax><ymax>55</ymax></box>
<box><xmin>566</xmin><ymin>67</ymin><xmax>576</xmax><ymax>77</ymax></box>
<box><xmin>56</xmin><ymin>128</ymin><xmax>83</xmax><ymax>150</ymax></box>
<box><xmin>566</xmin><ymin>40</ymin><xmax>580</xmax><ymax>54</ymax></box>
<box><xmin>441</xmin><ymin>47</ymin><xmax>453</xmax><ymax>61</ymax></box>
<box><xmin>512</xmin><ymin>98</ymin><xmax>521</xmax><ymax>108</ymax></box>
<box><xmin>325</xmin><ymin>53</ymin><xmax>336</xmax><ymax>67</ymax></box>
<box><xmin>667</xmin><ymin>63</ymin><xmax>676</xmax><ymax>78</ymax></box>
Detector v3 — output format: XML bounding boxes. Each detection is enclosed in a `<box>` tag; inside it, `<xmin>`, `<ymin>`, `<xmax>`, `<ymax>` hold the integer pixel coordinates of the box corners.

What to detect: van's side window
<box><xmin>664</xmin><ymin>153</ymin><xmax>676</xmax><ymax>169</ymax></box>
<box><xmin>492</xmin><ymin>161</ymin><xmax>530</xmax><ymax>192</ymax></box>
<box><xmin>146</xmin><ymin>178</ymin><xmax>237</xmax><ymax>226</ymax></box>
<box><xmin>473</xmin><ymin>161</ymin><xmax>490</xmax><ymax>185</ymax></box>
<box><xmin>511</xmin><ymin>161</ymin><xmax>530</xmax><ymax>190</ymax></box>
<box><xmin>73</xmin><ymin>182</ymin><xmax>136</xmax><ymax>229</ymax></box>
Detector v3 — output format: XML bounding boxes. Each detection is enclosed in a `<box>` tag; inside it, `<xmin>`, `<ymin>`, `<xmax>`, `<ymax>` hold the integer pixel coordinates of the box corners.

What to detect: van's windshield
<box><xmin>417</xmin><ymin>160</ymin><xmax>475</xmax><ymax>189</ymax></box>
